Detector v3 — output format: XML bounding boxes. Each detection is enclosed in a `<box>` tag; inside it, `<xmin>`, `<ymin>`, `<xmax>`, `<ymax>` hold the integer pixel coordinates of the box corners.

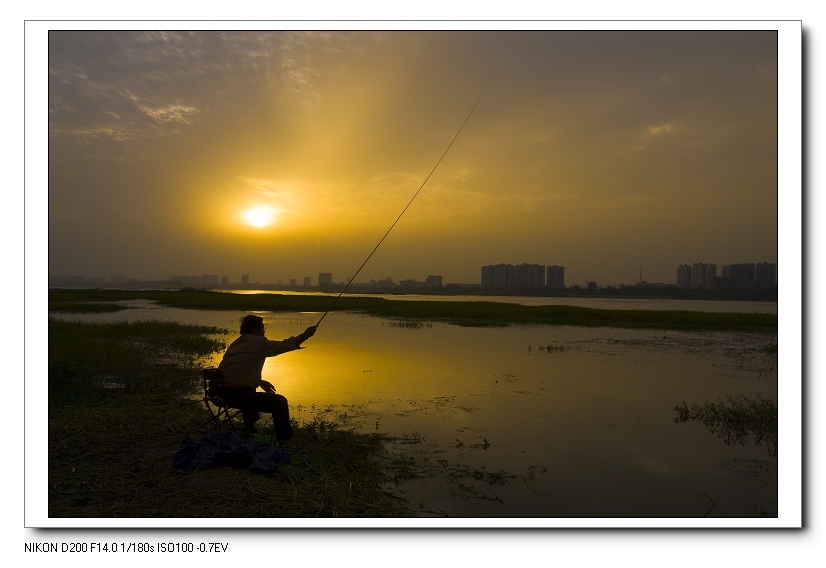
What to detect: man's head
<box><xmin>240</xmin><ymin>314</ymin><xmax>265</xmax><ymax>335</ymax></box>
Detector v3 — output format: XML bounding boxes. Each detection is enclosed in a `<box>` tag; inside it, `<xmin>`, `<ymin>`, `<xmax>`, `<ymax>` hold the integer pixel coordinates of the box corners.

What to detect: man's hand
<box><xmin>260</xmin><ymin>380</ymin><xmax>276</xmax><ymax>394</ymax></box>
<box><xmin>302</xmin><ymin>325</ymin><xmax>317</xmax><ymax>338</ymax></box>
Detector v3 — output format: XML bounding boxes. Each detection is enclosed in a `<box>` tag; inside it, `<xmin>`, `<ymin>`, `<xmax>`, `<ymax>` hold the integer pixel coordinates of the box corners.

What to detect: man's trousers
<box><xmin>210</xmin><ymin>386</ymin><xmax>294</xmax><ymax>441</ymax></box>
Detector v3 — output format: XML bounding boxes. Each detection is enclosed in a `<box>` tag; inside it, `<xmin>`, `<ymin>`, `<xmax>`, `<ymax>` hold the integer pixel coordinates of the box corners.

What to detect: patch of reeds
<box><xmin>673</xmin><ymin>394</ymin><xmax>777</xmax><ymax>456</ymax></box>
<box><xmin>537</xmin><ymin>344</ymin><xmax>570</xmax><ymax>353</ymax></box>
<box><xmin>48</xmin><ymin>300</ymin><xmax>128</xmax><ymax>313</ymax></box>
<box><xmin>49</xmin><ymin>318</ymin><xmax>228</xmax><ymax>405</ymax></box>
<box><xmin>50</xmin><ymin>289</ymin><xmax>778</xmax><ymax>332</ymax></box>
<box><xmin>49</xmin><ymin>289</ymin><xmax>141</xmax><ymax>313</ymax></box>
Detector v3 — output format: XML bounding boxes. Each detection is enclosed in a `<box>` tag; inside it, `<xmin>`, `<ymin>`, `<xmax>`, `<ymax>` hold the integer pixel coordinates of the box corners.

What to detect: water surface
<box><xmin>53</xmin><ymin>301</ymin><xmax>778</xmax><ymax>518</ymax></box>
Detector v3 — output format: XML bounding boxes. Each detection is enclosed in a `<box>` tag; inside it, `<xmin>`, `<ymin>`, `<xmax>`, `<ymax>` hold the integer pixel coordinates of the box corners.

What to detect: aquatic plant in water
<box><xmin>673</xmin><ymin>394</ymin><xmax>777</xmax><ymax>456</ymax></box>
<box><xmin>537</xmin><ymin>344</ymin><xmax>570</xmax><ymax>353</ymax></box>
<box><xmin>384</xmin><ymin>319</ymin><xmax>433</xmax><ymax>329</ymax></box>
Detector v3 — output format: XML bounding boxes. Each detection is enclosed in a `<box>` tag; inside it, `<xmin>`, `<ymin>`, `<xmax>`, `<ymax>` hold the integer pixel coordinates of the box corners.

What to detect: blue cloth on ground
<box><xmin>172</xmin><ymin>431</ymin><xmax>289</xmax><ymax>473</ymax></box>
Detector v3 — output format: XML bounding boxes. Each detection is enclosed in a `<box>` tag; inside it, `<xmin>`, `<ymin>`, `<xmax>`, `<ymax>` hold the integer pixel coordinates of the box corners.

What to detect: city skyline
<box><xmin>50</xmin><ymin>257</ymin><xmax>776</xmax><ymax>290</ymax></box>
<box><xmin>47</xmin><ymin>29</ymin><xmax>779</xmax><ymax>287</ymax></box>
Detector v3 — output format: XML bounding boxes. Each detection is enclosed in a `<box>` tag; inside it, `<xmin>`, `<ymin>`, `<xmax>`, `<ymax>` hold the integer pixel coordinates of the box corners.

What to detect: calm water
<box><xmin>53</xmin><ymin>299</ymin><xmax>778</xmax><ymax>518</ymax></box>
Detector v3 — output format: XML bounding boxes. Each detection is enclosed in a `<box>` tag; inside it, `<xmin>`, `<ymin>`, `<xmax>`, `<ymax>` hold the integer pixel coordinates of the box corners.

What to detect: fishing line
<box><xmin>315</xmin><ymin>74</ymin><xmax>493</xmax><ymax>327</ymax></box>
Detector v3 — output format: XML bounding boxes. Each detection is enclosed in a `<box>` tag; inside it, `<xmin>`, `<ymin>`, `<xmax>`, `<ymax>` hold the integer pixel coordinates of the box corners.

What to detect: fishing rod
<box><xmin>314</xmin><ymin>74</ymin><xmax>493</xmax><ymax>328</ymax></box>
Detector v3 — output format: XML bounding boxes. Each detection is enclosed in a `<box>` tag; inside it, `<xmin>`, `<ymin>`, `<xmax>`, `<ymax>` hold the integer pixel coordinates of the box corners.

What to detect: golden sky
<box><xmin>48</xmin><ymin>30</ymin><xmax>778</xmax><ymax>286</ymax></box>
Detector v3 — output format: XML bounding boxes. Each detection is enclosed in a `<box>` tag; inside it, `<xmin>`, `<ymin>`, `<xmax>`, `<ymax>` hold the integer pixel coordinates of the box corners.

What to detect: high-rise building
<box><xmin>220</xmin><ymin>276</ymin><xmax>229</xmax><ymax>286</ymax></box>
<box><xmin>483</xmin><ymin>263</ymin><xmax>548</xmax><ymax>289</ymax></box>
<box><xmin>722</xmin><ymin>263</ymin><xmax>755</xmax><ymax>288</ymax></box>
<box><xmin>514</xmin><ymin>263</ymin><xmax>545</xmax><ymax>288</ymax></box>
<box><xmin>693</xmin><ymin>263</ymin><xmax>716</xmax><ymax>289</ymax></box>
<box><xmin>677</xmin><ymin>265</ymin><xmax>690</xmax><ymax>289</ymax></box>
<box><xmin>677</xmin><ymin>263</ymin><xmax>716</xmax><ymax>289</ymax></box>
<box><xmin>241</xmin><ymin>274</ymin><xmax>250</xmax><ymax>285</ymax></box>
<box><xmin>481</xmin><ymin>265</ymin><xmax>493</xmax><ymax>288</ymax></box>
<box><xmin>482</xmin><ymin>264</ymin><xmax>513</xmax><ymax>288</ymax></box>
<box><xmin>303</xmin><ymin>276</ymin><xmax>311</xmax><ymax>287</ymax></box>
<box><xmin>756</xmin><ymin>262</ymin><xmax>777</xmax><ymax>288</ymax></box>
<box><xmin>318</xmin><ymin>272</ymin><xmax>333</xmax><ymax>286</ymax></box>
<box><xmin>426</xmin><ymin>275</ymin><xmax>442</xmax><ymax>287</ymax></box>
<box><xmin>546</xmin><ymin>265</ymin><xmax>565</xmax><ymax>289</ymax></box>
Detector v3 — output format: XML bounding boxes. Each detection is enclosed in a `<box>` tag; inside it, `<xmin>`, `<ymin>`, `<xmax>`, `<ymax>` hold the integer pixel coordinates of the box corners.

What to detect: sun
<box><xmin>242</xmin><ymin>205</ymin><xmax>276</xmax><ymax>228</ymax></box>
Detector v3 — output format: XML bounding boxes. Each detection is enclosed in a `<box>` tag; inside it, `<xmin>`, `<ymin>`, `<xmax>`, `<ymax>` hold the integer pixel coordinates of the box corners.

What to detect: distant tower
<box><xmin>546</xmin><ymin>265</ymin><xmax>565</xmax><ymax>289</ymax></box>
<box><xmin>241</xmin><ymin>274</ymin><xmax>250</xmax><ymax>285</ymax></box>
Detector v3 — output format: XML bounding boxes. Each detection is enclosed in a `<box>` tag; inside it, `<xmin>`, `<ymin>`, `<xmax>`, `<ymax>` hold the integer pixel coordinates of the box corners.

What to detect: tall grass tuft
<box><xmin>674</xmin><ymin>394</ymin><xmax>777</xmax><ymax>456</ymax></box>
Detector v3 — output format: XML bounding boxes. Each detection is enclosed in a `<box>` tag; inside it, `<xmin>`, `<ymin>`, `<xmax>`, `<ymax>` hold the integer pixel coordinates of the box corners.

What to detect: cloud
<box><xmin>49</xmin><ymin>124</ymin><xmax>135</xmax><ymax>143</ymax></box>
<box><xmin>137</xmin><ymin>104</ymin><xmax>199</xmax><ymax>124</ymax></box>
<box><xmin>644</xmin><ymin>122</ymin><xmax>678</xmax><ymax>137</ymax></box>
<box><xmin>621</xmin><ymin>121</ymin><xmax>679</xmax><ymax>153</ymax></box>
<box><xmin>239</xmin><ymin>177</ymin><xmax>301</xmax><ymax>206</ymax></box>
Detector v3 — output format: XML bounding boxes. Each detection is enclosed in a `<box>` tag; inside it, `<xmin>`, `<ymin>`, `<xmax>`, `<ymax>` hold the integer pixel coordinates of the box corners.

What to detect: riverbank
<box><xmin>49</xmin><ymin>289</ymin><xmax>777</xmax><ymax>331</ymax></box>
<box><xmin>49</xmin><ymin>396</ymin><xmax>412</xmax><ymax>518</ymax></box>
<box><xmin>48</xmin><ymin>318</ymin><xmax>413</xmax><ymax>518</ymax></box>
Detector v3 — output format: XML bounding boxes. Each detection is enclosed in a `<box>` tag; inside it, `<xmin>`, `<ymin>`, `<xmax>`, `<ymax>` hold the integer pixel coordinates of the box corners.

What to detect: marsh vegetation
<box><xmin>49</xmin><ymin>288</ymin><xmax>777</xmax><ymax>331</ymax></box>
<box><xmin>673</xmin><ymin>394</ymin><xmax>778</xmax><ymax>457</ymax></box>
<box><xmin>49</xmin><ymin>318</ymin><xmax>227</xmax><ymax>405</ymax></box>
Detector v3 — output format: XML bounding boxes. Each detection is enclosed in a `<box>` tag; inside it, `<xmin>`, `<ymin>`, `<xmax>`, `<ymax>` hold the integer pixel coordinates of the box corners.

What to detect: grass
<box><xmin>48</xmin><ymin>300</ymin><xmax>127</xmax><ymax>313</ymax></box>
<box><xmin>49</xmin><ymin>318</ymin><xmax>228</xmax><ymax>405</ymax></box>
<box><xmin>48</xmin><ymin>318</ymin><xmax>414</xmax><ymax>517</ymax></box>
<box><xmin>49</xmin><ymin>288</ymin><xmax>778</xmax><ymax>332</ymax></box>
<box><xmin>673</xmin><ymin>394</ymin><xmax>778</xmax><ymax>456</ymax></box>
<box><xmin>49</xmin><ymin>399</ymin><xmax>410</xmax><ymax>517</ymax></box>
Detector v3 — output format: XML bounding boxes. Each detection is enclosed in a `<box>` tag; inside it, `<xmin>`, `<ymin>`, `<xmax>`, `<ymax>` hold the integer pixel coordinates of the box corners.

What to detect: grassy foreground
<box><xmin>49</xmin><ymin>398</ymin><xmax>410</xmax><ymax>518</ymax></box>
<box><xmin>48</xmin><ymin>318</ymin><xmax>412</xmax><ymax>518</ymax></box>
<box><xmin>49</xmin><ymin>288</ymin><xmax>778</xmax><ymax>331</ymax></box>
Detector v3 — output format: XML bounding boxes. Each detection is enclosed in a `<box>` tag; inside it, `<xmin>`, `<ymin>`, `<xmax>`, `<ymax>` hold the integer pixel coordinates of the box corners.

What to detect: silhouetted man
<box><xmin>215</xmin><ymin>314</ymin><xmax>317</xmax><ymax>441</ymax></box>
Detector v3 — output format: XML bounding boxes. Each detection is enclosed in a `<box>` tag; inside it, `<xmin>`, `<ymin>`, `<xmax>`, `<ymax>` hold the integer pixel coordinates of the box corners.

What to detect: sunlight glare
<box><xmin>243</xmin><ymin>205</ymin><xmax>276</xmax><ymax>228</ymax></box>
